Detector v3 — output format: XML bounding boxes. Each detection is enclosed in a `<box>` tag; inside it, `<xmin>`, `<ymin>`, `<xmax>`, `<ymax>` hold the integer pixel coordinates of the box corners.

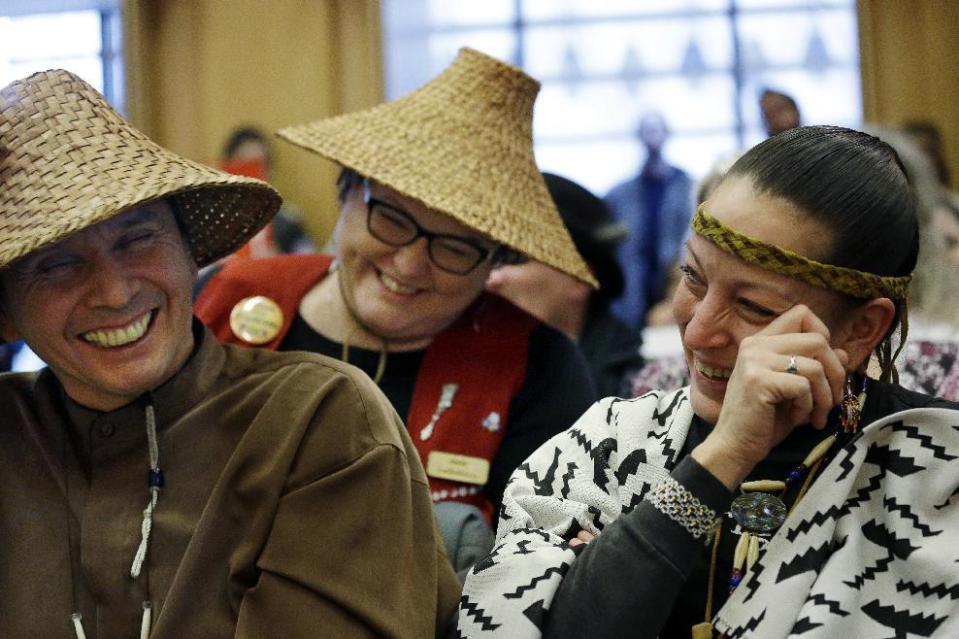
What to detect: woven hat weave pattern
<box><xmin>0</xmin><ymin>70</ymin><xmax>281</xmax><ymax>269</ymax></box>
<box><xmin>278</xmin><ymin>47</ymin><xmax>595</xmax><ymax>287</ymax></box>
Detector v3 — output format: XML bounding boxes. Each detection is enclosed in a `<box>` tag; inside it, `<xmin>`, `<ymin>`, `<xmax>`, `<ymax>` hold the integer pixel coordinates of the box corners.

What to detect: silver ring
<box><xmin>786</xmin><ymin>355</ymin><xmax>799</xmax><ymax>375</ymax></box>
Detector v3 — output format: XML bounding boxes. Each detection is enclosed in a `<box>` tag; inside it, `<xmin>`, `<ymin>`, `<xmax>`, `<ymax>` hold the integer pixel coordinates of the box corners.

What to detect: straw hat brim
<box><xmin>278</xmin><ymin>47</ymin><xmax>596</xmax><ymax>288</ymax></box>
<box><xmin>0</xmin><ymin>70</ymin><xmax>281</xmax><ymax>270</ymax></box>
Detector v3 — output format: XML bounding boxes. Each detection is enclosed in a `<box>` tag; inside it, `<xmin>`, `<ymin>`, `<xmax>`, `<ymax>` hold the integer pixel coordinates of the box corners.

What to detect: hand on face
<box><xmin>693</xmin><ymin>304</ymin><xmax>848</xmax><ymax>488</ymax></box>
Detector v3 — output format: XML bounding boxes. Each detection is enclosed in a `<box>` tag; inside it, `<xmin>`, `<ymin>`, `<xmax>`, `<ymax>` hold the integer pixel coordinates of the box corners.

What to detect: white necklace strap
<box><xmin>131</xmin><ymin>402</ymin><xmax>162</xmax><ymax>579</ymax></box>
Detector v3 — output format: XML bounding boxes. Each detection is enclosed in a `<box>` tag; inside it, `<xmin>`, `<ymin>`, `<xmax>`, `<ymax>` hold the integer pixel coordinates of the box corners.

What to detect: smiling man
<box><xmin>0</xmin><ymin>70</ymin><xmax>458</xmax><ymax>638</ymax></box>
<box><xmin>1</xmin><ymin>202</ymin><xmax>197</xmax><ymax>411</ymax></box>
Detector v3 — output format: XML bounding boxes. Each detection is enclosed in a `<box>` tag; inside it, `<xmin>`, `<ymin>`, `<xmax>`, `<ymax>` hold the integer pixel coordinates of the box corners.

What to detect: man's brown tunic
<box><xmin>0</xmin><ymin>326</ymin><xmax>459</xmax><ymax>637</ymax></box>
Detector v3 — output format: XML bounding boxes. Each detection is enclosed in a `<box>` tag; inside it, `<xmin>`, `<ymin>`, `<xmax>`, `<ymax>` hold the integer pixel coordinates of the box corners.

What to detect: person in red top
<box><xmin>195</xmin><ymin>48</ymin><xmax>598</xmax><ymax>523</ymax></box>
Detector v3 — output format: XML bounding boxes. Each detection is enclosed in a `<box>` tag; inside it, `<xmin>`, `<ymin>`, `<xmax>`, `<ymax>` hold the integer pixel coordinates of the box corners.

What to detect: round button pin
<box><xmin>229</xmin><ymin>296</ymin><xmax>284</xmax><ymax>345</ymax></box>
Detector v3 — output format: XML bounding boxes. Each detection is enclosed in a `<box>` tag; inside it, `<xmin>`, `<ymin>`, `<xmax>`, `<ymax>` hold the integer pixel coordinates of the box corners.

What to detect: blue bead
<box><xmin>728</xmin><ymin>572</ymin><xmax>742</xmax><ymax>587</ymax></box>
<box><xmin>148</xmin><ymin>468</ymin><xmax>165</xmax><ymax>488</ymax></box>
<box><xmin>785</xmin><ymin>466</ymin><xmax>805</xmax><ymax>485</ymax></box>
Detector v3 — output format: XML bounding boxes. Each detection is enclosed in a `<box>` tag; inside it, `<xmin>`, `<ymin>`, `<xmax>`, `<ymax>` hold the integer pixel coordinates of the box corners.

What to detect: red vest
<box><xmin>195</xmin><ymin>255</ymin><xmax>538</xmax><ymax>522</ymax></box>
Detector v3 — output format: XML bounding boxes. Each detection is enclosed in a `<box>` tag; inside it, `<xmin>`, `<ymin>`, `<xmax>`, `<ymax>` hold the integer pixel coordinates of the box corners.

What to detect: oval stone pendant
<box><xmin>731</xmin><ymin>492</ymin><xmax>787</xmax><ymax>533</ymax></box>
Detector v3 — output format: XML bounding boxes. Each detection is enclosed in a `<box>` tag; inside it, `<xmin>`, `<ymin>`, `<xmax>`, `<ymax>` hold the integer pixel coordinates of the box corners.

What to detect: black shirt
<box><xmin>281</xmin><ymin>313</ymin><xmax>597</xmax><ymax>509</ymax></box>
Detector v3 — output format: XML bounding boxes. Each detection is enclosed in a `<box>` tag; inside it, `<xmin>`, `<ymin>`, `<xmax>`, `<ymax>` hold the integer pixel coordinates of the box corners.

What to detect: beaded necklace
<box><xmin>691</xmin><ymin>376</ymin><xmax>868</xmax><ymax>639</ymax></box>
<box><xmin>65</xmin><ymin>397</ymin><xmax>162</xmax><ymax>639</ymax></box>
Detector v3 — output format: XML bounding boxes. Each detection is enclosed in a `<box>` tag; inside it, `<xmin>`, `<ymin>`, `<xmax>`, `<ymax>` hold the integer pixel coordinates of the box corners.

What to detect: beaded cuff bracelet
<box><xmin>647</xmin><ymin>476</ymin><xmax>719</xmax><ymax>542</ymax></box>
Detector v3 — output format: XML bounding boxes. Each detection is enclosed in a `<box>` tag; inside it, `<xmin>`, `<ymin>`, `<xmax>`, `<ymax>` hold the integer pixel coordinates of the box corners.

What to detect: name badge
<box><xmin>426</xmin><ymin>451</ymin><xmax>490</xmax><ymax>486</ymax></box>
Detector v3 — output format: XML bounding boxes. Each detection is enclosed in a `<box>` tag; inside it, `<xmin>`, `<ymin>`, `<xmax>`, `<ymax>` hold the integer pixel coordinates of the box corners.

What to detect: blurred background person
<box><xmin>220</xmin><ymin>125</ymin><xmax>315</xmax><ymax>257</ymax></box>
<box><xmin>901</xmin><ymin>119</ymin><xmax>959</xmax><ymax>274</ymax></box>
<box><xmin>861</xmin><ymin>123</ymin><xmax>959</xmax><ymax>402</ymax></box>
<box><xmin>932</xmin><ymin>199</ymin><xmax>959</xmax><ymax>269</ymax></box>
<box><xmin>862</xmin><ymin>123</ymin><xmax>959</xmax><ymax>341</ymax></box>
<box><xmin>633</xmin><ymin>152</ymin><xmax>741</xmax><ymax>394</ymax></box>
<box><xmin>759</xmin><ymin>88</ymin><xmax>802</xmax><ymax>137</ymax></box>
<box><xmin>903</xmin><ymin>119</ymin><xmax>953</xmax><ymax>192</ymax></box>
<box><xmin>486</xmin><ymin>172</ymin><xmax>643</xmax><ymax>398</ymax></box>
<box><xmin>605</xmin><ymin>112</ymin><xmax>693</xmax><ymax>332</ymax></box>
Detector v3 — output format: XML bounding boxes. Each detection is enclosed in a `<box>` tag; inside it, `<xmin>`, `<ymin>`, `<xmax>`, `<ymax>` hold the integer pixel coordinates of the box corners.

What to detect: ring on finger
<box><xmin>785</xmin><ymin>354</ymin><xmax>799</xmax><ymax>375</ymax></box>
<box><xmin>786</xmin><ymin>355</ymin><xmax>799</xmax><ymax>374</ymax></box>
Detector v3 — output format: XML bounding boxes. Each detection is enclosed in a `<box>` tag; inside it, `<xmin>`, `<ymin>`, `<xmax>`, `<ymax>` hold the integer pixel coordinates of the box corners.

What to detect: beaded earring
<box><xmin>839</xmin><ymin>375</ymin><xmax>863</xmax><ymax>433</ymax></box>
<box><xmin>694</xmin><ymin>375</ymin><xmax>870</xmax><ymax>638</ymax></box>
<box><xmin>727</xmin><ymin>375</ymin><xmax>868</xmax><ymax>588</ymax></box>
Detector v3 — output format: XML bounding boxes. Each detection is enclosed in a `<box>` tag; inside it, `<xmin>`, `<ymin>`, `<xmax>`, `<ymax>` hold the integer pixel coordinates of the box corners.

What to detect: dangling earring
<box><xmin>839</xmin><ymin>375</ymin><xmax>864</xmax><ymax>433</ymax></box>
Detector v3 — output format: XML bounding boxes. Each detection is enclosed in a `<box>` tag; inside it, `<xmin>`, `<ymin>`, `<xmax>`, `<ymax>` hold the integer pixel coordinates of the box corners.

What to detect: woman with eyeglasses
<box><xmin>195</xmin><ymin>48</ymin><xmax>598</xmax><ymax>534</ymax></box>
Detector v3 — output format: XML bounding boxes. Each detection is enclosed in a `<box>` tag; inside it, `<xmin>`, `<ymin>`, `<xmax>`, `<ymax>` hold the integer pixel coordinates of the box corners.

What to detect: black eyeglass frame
<box><xmin>362</xmin><ymin>179</ymin><xmax>498</xmax><ymax>275</ymax></box>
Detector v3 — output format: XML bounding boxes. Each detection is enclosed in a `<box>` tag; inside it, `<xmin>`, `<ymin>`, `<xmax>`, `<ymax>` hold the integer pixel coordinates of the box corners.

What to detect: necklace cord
<box><xmin>140</xmin><ymin>601</ymin><xmax>153</xmax><ymax>639</ymax></box>
<box><xmin>791</xmin><ymin>455</ymin><xmax>826</xmax><ymax>514</ymax></box>
<box><xmin>71</xmin><ymin>612</ymin><xmax>87</xmax><ymax>639</ymax></box>
<box><xmin>704</xmin><ymin>522</ymin><xmax>722</xmax><ymax>620</ymax></box>
<box><xmin>693</xmin><ymin>377</ymin><xmax>869</xmax><ymax>637</ymax></box>
<box><xmin>131</xmin><ymin>403</ymin><xmax>161</xmax><ymax>580</ymax></box>
<box><xmin>335</xmin><ymin>270</ymin><xmax>389</xmax><ymax>384</ymax></box>
<box><xmin>63</xmin><ymin>417</ymin><xmax>86</xmax><ymax>639</ymax></box>
<box><xmin>340</xmin><ymin>326</ymin><xmax>389</xmax><ymax>385</ymax></box>
<box><xmin>64</xmin><ymin>396</ymin><xmax>159</xmax><ymax>637</ymax></box>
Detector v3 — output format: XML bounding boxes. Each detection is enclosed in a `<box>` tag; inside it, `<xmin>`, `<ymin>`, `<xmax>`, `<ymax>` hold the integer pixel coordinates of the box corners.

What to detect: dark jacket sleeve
<box><xmin>485</xmin><ymin>324</ymin><xmax>597</xmax><ymax>510</ymax></box>
<box><xmin>543</xmin><ymin>456</ymin><xmax>732</xmax><ymax>638</ymax></box>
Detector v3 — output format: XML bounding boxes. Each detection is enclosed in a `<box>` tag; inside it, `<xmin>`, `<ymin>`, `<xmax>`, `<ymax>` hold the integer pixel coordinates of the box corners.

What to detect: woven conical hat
<box><xmin>0</xmin><ymin>69</ymin><xmax>281</xmax><ymax>269</ymax></box>
<box><xmin>278</xmin><ymin>47</ymin><xmax>596</xmax><ymax>287</ymax></box>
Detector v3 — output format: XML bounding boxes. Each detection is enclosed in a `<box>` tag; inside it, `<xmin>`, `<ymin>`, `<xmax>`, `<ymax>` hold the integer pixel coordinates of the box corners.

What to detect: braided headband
<box><xmin>691</xmin><ymin>205</ymin><xmax>911</xmax><ymax>300</ymax></box>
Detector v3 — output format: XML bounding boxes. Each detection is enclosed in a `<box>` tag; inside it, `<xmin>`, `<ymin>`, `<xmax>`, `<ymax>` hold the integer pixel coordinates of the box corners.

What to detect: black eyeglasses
<box><xmin>363</xmin><ymin>180</ymin><xmax>493</xmax><ymax>275</ymax></box>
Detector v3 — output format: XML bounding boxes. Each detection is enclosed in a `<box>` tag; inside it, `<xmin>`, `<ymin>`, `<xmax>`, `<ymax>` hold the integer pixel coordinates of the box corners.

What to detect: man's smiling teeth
<box><xmin>380</xmin><ymin>273</ymin><xmax>417</xmax><ymax>294</ymax></box>
<box><xmin>81</xmin><ymin>312</ymin><xmax>151</xmax><ymax>347</ymax></box>
<box><xmin>696</xmin><ymin>362</ymin><xmax>732</xmax><ymax>380</ymax></box>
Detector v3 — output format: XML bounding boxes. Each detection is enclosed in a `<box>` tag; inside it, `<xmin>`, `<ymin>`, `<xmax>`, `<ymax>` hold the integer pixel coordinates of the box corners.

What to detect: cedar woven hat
<box><xmin>277</xmin><ymin>47</ymin><xmax>596</xmax><ymax>287</ymax></box>
<box><xmin>0</xmin><ymin>69</ymin><xmax>281</xmax><ymax>270</ymax></box>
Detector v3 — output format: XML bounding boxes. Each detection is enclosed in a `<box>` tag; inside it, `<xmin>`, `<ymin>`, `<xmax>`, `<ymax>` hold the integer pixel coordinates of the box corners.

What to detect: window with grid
<box><xmin>0</xmin><ymin>0</ymin><xmax>123</xmax><ymax>373</ymax></box>
<box><xmin>0</xmin><ymin>0</ymin><xmax>123</xmax><ymax>109</ymax></box>
<box><xmin>381</xmin><ymin>0</ymin><xmax>860</xmax><ymax>195</ymax></box>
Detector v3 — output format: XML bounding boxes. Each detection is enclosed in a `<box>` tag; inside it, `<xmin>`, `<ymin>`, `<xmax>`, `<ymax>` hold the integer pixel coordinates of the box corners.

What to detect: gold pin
<box><xmin>229</xmin><ymin>296</ymin><xmax>284</xmax><ymax>345</ymax></box>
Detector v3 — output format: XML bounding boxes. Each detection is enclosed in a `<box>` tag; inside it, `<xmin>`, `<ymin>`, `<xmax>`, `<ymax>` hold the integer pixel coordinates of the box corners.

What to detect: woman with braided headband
<box><xmin>459</xmin><ymin>126</ymin><xmax>959</xmax><ymax>638</ymax></box>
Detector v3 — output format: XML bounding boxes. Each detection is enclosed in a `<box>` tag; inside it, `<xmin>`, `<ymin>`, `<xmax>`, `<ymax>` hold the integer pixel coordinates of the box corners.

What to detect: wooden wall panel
<box><xmin>124</xmin><ymin>0</ymin><xmax>382</xmax><ymax>245</ymax></box>
<box><xmin>128</xmin><ymin>0</ymin><xmax>959</xmax><ymax>237</ymax></box>
<box><xmin>859</xmin><ymin>0</ymin><xmax>959</xmax><ymax>188</ymax></box>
